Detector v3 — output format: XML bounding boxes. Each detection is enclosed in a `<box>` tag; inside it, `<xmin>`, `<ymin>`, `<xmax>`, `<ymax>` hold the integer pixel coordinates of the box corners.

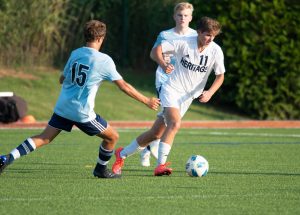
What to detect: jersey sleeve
<box><xmin>161</xmin><ymin>40</ymin><xmax>176</xmax><ymax>55</ymax></box>
<box><xmin>62</xmin><ymin>52</ymin><xmax>73</xmax><ymax>77</ymax></box>
<box><xmin>102</xmin><ymin>56</ymin><xmax>123</xmax><ymax>81</ymax></box>
<box><xmin>153</xmin><ymin>32</ymin><xmax>165</xmax><ymax>48</ymax></box>
<box><xmin>213</xmin><ymin>47</ymin><xmax>226</xmax><ymax>75</ymax></box>
<box><xmin>161</xmin><ymin>39</ymin><xmax>189</xmax><ymax>55</ymax></box>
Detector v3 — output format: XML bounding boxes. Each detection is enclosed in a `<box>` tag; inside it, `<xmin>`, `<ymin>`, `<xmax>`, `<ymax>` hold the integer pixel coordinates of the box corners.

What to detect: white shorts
<box><xmin>159</xmin><ymin>84</ymin><xmax>194</xmax><ymax>118</ymax></box>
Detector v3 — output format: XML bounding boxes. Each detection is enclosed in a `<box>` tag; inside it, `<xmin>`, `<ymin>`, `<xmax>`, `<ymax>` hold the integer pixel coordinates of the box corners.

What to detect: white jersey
<box><xmin>54</xmin><ymin>47</ymin><xmax>122</xmax><ymax>123</ymax></box>
<box><xmin>153</xmin><ymin>28</ymin><xmax>197</xmax><ymax>89</ymax></box>
<box><xmin>161</xmin><ymin>36</ymin><xmax>225</xmax><ymax>99</ymax></box>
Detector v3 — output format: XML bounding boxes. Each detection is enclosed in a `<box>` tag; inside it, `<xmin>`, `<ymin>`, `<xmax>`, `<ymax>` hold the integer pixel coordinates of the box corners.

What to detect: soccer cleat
<box><xmin>154</xmin><ymin>162</ymin><xmax>172</xmax><ymax>176</ymax></box>
<box><xmin>140</xmin><ymin>148</ymin><xmax>151</xmax><ymax>167</ymax></box>
<box><xmin>93</xmin><ymin>165</ymin><xmax>121</xmax><ymax>179</ymax></box>
<box><xmin>112</xmin><ymin>147</ymin><xmax>124</xmax><ymax>174</ymax></box>
<box><xmin>0</xmin><ymin>154</ymin><xmax>10</xmax><ymax>175</ymax></box>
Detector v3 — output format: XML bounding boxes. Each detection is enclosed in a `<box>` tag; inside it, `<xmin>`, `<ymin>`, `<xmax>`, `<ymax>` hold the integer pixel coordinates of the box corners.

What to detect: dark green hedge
<box><xmin>0</xmin><ymin>0</ymin><xmax>299</xmax><ymax>119</ymax></box>
<box><xmin>97</xmin><ymin>0</ymin><xmax>300</xmax><ymax>119</ymax></box>
<box><xmin>191</xmin><ymin>0</ymin><xmax>300</xmax><ymax>119</ymax></box>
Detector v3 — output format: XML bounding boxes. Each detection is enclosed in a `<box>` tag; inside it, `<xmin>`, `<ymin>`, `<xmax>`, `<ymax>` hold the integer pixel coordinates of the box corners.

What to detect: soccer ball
<box><xmin>185</xmin><ymin>155</ymin><xmax>209</xmax><ymax>177</ymax></box>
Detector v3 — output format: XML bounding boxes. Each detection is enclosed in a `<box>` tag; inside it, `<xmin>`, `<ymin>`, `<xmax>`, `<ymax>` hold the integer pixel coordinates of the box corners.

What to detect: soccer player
<box><xmin>112</xmin><ymin>16</ymin><xmax>225</xmax><ymax>176</ymax></box>
<box><xmin>0</xmin><ymin>20</ymin><xmax>160</xmax><ymax>178</ymax></box>
<box><xmin>140</xmin><ymin>2</ymin><xmax>197</xmax><ymax>167</ymax></box>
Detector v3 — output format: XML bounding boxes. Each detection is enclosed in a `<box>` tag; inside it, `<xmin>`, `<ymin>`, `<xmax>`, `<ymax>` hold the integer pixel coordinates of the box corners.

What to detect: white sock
<box><xmin>149</xmin><ymin>139</ymin><xmax>160</xmax><ymax>159</ymax></box>
<box><xmin>120</xmin><ymin>139</ymin><xmax>145</xmax><ymax>159</ymax></box>
<box><xmin>157</xmin><ymin>142</ymin><xmax>171</xmax><ymax>166</ymax></box>
<box><xmin>10</xmin><ymin>149</ymin><xmax>21</xmax><ymax>160</ymax></box>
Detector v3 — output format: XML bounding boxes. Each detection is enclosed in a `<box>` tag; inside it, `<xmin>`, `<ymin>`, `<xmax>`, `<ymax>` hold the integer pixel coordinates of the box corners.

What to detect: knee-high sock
<box><xmin>97</xmin><ymin>144</ymin><xmax>114</xmax><ymax>166</ymax></box>
<box><xmin>10</xmin><ymin>138</ymin><xmax>36</xmax><ymax>163</ymax></box>
<box><xmin>120</xmin><ymin>139</ymin><xmax>145</xmax><ymax>159</ymax></box>
<box><xmin>157</xmin><ymin>142</ymin><xmax>171</xmax><ymax>166</ymax></box>
<box><xmin>147</xmin><ymin>139</ymin><xmax>159</xmax><ymax>159</ymax></box>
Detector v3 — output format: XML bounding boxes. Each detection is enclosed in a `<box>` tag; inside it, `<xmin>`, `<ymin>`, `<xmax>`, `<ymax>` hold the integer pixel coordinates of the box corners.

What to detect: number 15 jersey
<box><xmin>54</xmin><ymin>47</ymin><xmax>122</xmax><ymax>123</ymax></box>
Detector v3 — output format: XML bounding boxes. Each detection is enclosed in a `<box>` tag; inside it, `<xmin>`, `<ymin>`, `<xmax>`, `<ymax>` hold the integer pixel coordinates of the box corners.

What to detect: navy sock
<box><xmin>10</xmin><ymin>138</ymin><xmax>36</xmax><ymax>162</ymax></box>
<box><xmin>16</xmin><ymin>139</ymin><xmax>35</xmax><ymax>156</ymax></box>
<box><xmin>97</xmin><ymin>145</ymin><xmax>113</xmax><ymax>167</ymax></box>
<box><xmin>8</xmin><ymin>154</ymin><xmax>14</xmax><ymax>164</ymax></box>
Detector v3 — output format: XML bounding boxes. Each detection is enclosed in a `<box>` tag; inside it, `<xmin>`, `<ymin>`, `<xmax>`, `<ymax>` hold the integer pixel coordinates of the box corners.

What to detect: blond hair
<box><xmin>174</xmin><ymin>2</ymin><xmax>194</xmax><ymax>14</ymax></box>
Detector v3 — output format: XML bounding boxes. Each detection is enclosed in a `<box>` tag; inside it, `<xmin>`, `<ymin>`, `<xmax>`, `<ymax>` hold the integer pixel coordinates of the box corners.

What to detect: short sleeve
<box><xmin>161</xmin><ymin>40</ymin><xmax>176</xmax><ymax>55</ymax></box>
<box><xmin>153</xmin><ymin>32</ymin><xmax>164</xmax><ymax>48</ymax></box>
<box><xmin>102</xmin><ymin>56</ymin><xmax>123</xmax><ymax>81</ymax></box>
<box><xmin>63</xmin><ymin>52</ymin><xmax>73</xmax><ymax>77</ymax></box>
<box><xmin>213</xmin><ymin>47</ymin><xmax>225</xmax><ymax>75</ymax></box>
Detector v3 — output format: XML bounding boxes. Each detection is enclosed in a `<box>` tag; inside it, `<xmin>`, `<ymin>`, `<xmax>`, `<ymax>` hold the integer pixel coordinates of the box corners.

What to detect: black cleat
<box><xmin>93</xmin><ymin>164</ymin><xmax>121</xmax><ymax>179</ymax></box>
<box><xmin>0</xmin><ymin>154</ymin><xmax>10</xmax><ymax>175</ymax></box>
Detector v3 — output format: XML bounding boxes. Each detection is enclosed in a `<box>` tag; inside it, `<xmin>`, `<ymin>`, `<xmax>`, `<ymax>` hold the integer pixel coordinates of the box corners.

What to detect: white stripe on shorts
<box><xmin>91</xmin><ymin>119</ymin><xmax>106</xmax><ymax>132</ymax></box>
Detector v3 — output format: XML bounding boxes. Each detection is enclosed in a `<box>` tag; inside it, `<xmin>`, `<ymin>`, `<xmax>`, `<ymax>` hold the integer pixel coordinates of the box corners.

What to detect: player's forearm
<box><xmin>120</xmin><ymin>81</ymin><xmax>148</xmax><ymax>105</ymax></box>
<box><xmin>207</xmin><ymin>74</ymin><xmax>224</xmax><ymax>95</ymax></box>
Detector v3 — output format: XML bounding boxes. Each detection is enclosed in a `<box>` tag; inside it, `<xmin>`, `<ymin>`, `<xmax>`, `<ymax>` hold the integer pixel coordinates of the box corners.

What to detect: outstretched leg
<box><xmin>0</xmin><ymin>125</ymin><xmax>61</xmax><ymax>175</ymax></box>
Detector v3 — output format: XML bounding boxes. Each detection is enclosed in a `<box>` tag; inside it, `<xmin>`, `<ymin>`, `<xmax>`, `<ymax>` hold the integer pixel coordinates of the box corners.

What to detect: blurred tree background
<box><xmin>0</xmin><ymin>0</ymin><xmax>299</xmax><ymax>119</ymax></box>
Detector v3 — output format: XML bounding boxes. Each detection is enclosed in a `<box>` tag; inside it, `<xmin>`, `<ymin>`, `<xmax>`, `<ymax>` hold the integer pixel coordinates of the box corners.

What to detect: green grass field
<box><xmin>0</xmin><ymin>128</ymin><xmax>299</xmax><ymax>214</ymax></box>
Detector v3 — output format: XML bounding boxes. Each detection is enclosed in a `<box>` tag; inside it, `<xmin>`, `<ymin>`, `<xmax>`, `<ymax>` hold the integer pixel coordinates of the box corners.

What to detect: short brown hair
<box><xmin>196</xmin><ymin>17</ymin><xmax>221</xmax><ymax>35</ymax></box>
<box><xmin>84</xmin><ymin>20</ymin><xmax>106</xmax><ymax>42</ymax></box>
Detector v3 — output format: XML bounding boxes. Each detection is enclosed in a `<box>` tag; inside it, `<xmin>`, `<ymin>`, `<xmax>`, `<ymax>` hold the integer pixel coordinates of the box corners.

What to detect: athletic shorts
<box><xmin>48</xmin><ymin>113</ymin><xmax>108</xmax><ymax>136</ymax></box>
<box><xmin>159</xmin><ymin>85</ymin><xmax>194</xmax><ymax>118</ymax></box>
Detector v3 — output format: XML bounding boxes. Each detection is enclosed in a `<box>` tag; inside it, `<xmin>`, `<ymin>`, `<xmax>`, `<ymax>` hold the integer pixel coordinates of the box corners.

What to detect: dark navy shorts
<box><xmin>48</xmin><ymin>113</ymin><xmax>108</xmax><ymax>136</ymax></box>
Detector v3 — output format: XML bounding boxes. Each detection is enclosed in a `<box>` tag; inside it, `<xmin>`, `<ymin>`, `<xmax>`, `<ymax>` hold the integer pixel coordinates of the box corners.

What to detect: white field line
<box><xmin>187</xmin><ymin>131</ymin><xmax>300</xmax><ymax>138</ymax></box>
<box><xmin>1</xmin><ymin>128</ymin><xmax>299</xmax><ymax>138</ymax></box>
<box><xmin>117</xmin><ymin>129</ymin><xmax>300</xmax><ymax>138</ymax></box>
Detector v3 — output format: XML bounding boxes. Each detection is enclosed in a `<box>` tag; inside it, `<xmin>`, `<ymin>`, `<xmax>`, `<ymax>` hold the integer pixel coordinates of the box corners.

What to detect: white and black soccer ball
<box><xmin>185</xmin><ymin>155</ymin><xmax>209</xmax><ymax>177</ymax></box>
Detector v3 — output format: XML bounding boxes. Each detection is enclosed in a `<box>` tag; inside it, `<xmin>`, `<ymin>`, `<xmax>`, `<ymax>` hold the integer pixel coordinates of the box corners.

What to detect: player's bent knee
<box><xmin>105</xmin><ymin>131</ymin><xmax>119</xmax><ymax>144</ymax></box>
<box><xmin>167</xmin><ymin>120</ymin><xmax>181</xmax><ymax>131</ymax></box>
<box><xmin>111</xmin><ymin>132</ymin><xmax>119</xmax><ymax>143</ymax></box>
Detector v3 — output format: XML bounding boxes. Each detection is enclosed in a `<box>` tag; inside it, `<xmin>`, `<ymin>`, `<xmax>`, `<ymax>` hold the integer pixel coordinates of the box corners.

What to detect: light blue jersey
<box><xmin>54</xmin><ymin>47</ymin><xmax>122</xmax><ymax>122</ymax></box>
<box><xmin>153</xmin><ymin>28</ymin><xmax>197</xmax><ymax>89</ymax></box>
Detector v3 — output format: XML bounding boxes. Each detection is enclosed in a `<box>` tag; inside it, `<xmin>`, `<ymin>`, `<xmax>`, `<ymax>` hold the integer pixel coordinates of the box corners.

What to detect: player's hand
<box><xmin>165</xmin><ymin>64</ymin><xmax>174</xmax><ymax>74</ymax></box>
<box><xmin>146</xmin><ymin>97</ymin><xmax>160</xmax><ymax>110</ymax></box>
<box><xmin>199</xmin><ymin>91</ymin><xmax>212</xmax><ymax>103</ymax></box>
<box><xmin>161</xmin><ymin>63</ymin><xmax>174</xmax><ymax>74</ymax></box>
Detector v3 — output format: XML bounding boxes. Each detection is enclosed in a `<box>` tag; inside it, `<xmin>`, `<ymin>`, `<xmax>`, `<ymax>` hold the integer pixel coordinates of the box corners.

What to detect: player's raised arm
<box><xmin>150</xmin><ymin>45</ymin><xmax>174</xmax><ymax>74</ymax></box>
<box><xmin>113</xmin><ymin>79</ymin><xmax>160</xmax><ymax>110</ymax></box>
